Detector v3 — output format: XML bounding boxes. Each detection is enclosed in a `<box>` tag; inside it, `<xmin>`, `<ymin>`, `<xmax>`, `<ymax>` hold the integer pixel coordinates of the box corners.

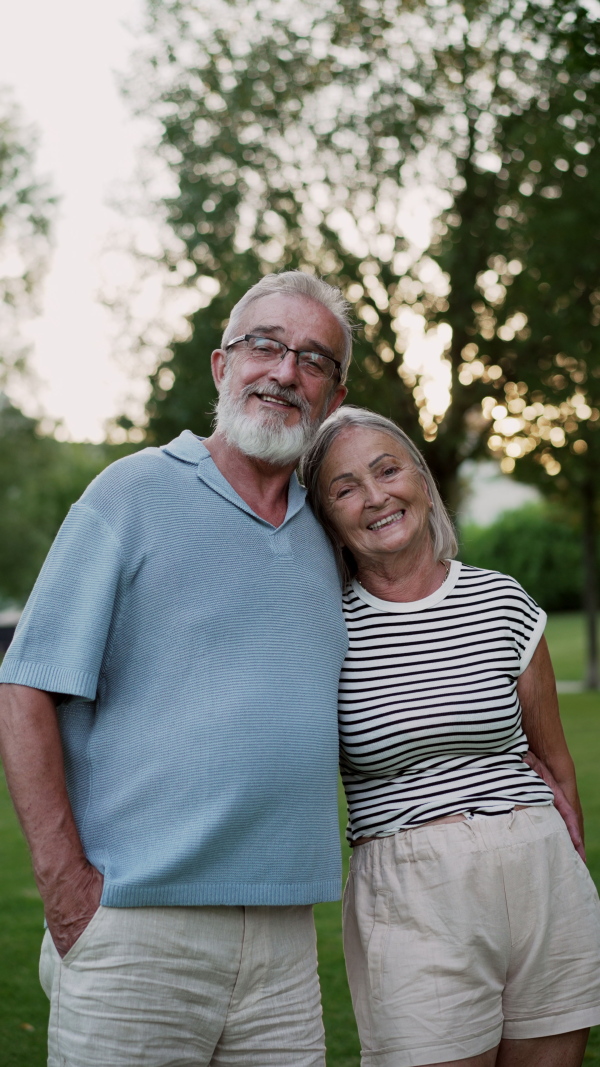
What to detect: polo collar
<box><xmin>161</xmin><ymin>430</ymin><xmax>307</xmax><ymax>528</ymax></box>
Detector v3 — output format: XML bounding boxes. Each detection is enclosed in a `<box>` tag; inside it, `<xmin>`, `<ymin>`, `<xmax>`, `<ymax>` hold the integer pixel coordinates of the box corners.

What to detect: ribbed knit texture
<box><xmin>1</xmin><ymin>432</ymin><xmax>347</xmax><ymax>906</ymax></box>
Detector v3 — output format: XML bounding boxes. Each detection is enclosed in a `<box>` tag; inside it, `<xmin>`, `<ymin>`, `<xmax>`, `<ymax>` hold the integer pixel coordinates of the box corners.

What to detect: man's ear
<box><xmin>211</xmin><ymin>348</ymin><xmax>227</xmax><ymax>390</ymax></box>
<box><xmin>325</xmin><ymin>383</ymin><xmax>347</xmax><ymax>418</ymax></box>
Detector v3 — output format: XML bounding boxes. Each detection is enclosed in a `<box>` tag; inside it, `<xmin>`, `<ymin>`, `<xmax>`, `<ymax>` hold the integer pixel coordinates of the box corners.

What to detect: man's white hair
<box><xmin>221</xmin><ymin>271</ymin><xmax>353</xmax><ymax>381</ymax></box>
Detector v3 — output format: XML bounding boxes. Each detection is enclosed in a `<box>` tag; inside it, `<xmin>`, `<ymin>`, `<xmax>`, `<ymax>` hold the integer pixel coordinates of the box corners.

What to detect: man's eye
<box><xmin>253</xmin><ymin>338</ymin><xmax>278</xmax><ymax>353</ymax></box>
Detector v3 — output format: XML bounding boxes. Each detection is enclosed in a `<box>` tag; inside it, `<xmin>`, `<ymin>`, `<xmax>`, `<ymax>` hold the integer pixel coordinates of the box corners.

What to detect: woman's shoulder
<box><xmin>456</xmin><ymin>562</ymin><xmax>521</xmax><ymax>585</ymax></box>
<box><xmin>454</xmin><ymin>563</ymin><xmax>541</xmax><ymax>608</ymax></box>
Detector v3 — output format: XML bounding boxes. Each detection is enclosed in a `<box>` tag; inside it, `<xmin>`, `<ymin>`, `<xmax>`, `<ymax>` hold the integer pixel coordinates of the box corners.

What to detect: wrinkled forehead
<box><xmin>237</xmin><ymin>292</ymin><xmax>346</xmax><ymax>354</ymax></box>
<box><xmin>326</xmin><ymin>427</ymin><xmax>417</xmax><ymax>471</ymax></box>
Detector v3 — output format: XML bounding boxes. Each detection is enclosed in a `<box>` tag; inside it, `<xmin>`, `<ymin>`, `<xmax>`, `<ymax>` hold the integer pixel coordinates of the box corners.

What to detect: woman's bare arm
<box><xmin>517</xmin><ymin>636</ymin><xmax>585</xmax><ymax>859</ymax></box>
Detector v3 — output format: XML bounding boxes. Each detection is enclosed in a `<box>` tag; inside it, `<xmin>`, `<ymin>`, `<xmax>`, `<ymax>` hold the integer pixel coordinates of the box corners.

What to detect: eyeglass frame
<box><xmin>225</xmin><ymin>333</ymin><xmax>342</xmax><ymax>381</ymax></box>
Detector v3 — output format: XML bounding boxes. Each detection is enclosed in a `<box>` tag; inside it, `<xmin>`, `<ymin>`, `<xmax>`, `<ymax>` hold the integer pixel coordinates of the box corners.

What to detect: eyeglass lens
<box><xmin>247</xmin><ymin>337</ymin><xmax>336</xmax><ymax>379</ymax></box>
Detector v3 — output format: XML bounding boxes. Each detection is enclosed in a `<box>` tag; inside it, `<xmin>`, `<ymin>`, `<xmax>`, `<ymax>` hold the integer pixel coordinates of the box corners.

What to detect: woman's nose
<box><xmin>364</xmin><ymin>480</ymin><xmax>389</xmax><ymax>508</ymax></box>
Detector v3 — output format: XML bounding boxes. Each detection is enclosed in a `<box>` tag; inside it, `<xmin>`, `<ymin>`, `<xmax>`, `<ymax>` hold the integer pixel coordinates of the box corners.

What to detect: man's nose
<box><xmin>268</xmin><ymin>350</ymin><xmax>301</xmax><ymax>387</ymax></box>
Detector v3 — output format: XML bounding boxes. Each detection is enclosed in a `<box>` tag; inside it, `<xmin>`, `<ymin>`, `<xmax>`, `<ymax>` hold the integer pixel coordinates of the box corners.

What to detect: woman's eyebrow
<box><xmin>329</xmin><ymin>471</ymin><xmax>354</xmax><ymax>489</ymax></box>
<box><xmin>329</xmin><ymin>453</ymin><xmax>399</xmax><ymax>490</ymax></box>
<box><xmin>368</xmin><ymin>453</ymin><xmax>397</xmax><ymax>468</ymax></box>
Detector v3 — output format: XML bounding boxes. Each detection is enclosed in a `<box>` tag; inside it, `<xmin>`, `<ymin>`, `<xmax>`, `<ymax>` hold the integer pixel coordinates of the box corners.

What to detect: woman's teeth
<box><xmin>368</xmin><ymin>510</ymin><xmax>405</xmax><ymax>531</ymax></box>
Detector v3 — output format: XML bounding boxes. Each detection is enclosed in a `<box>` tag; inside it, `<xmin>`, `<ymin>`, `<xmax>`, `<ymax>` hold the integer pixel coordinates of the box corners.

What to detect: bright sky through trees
<box><xmin>2</xmin><ymin>0</ymin><xmax>454</xmax><ymax>444</ymax></box>
<box><xmin>0</xmin><ymin>0</ymin><xmax>145</xmax><ymax>441</ymax></box>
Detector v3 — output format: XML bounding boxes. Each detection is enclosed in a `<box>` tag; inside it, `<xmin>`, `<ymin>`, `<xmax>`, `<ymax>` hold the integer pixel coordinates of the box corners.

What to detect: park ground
<box><xmin>0</xmin><ymin>615</ymin><xmax>599</xmax><ymax>1065</ymax></box>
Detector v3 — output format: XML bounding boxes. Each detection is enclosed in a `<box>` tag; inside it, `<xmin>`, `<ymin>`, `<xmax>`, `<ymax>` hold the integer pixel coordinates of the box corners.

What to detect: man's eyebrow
<box><xmin>250</xmin><ymin>323</ymin><xmax>284</xmax><ymax>335</ymax></box>
<box><xmin>250</xmin><ymin>324</ymin><xmax>335</xmax><ymax>359</ymax></box>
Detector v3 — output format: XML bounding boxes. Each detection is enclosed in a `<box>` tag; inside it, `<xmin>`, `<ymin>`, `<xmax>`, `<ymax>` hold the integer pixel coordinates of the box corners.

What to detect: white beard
<box><xmin>215</xmin><ymin>374</ymin><xmax>324</xmax><ymax>465</ymax></box>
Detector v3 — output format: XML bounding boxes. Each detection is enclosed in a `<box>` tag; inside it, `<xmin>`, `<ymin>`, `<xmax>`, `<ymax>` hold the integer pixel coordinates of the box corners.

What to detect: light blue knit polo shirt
<box><xmin>0</xmin><ymin>432</ymin><xmax>347</xmax><ymax>906</ymax></box>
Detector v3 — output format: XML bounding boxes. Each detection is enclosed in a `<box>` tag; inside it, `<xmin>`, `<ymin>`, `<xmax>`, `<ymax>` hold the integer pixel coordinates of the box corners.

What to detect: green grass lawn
<box><xmin>546</xmin><ymin>612</ymin><xmax>586</xmax><ymax>681</ymax></box>
<box><xmin>0</xmin><ymin>685</ymin><xmax>598</xmax><ymax>1063</ymax></box>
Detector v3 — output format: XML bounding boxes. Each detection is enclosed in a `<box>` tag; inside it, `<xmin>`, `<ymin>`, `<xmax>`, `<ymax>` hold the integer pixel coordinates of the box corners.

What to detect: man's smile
<box><xmin>255</xmin><ymin>393</ymin><xmax>295</xmax><ymax>409</ymax></box>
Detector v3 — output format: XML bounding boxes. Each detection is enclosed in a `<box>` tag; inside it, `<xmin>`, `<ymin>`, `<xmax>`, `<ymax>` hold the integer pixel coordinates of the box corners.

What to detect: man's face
<box><xmin>212</xmin><ymin>293</ymin><xmax>347</xmax><ymax>464</ymax></box>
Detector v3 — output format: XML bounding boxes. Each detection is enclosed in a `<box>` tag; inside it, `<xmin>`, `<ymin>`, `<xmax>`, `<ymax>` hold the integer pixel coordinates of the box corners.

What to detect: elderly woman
<box><xmin>301</xmin><ymin>406</ymin><xmax>600</xmax><ymax>1067</ymax></box>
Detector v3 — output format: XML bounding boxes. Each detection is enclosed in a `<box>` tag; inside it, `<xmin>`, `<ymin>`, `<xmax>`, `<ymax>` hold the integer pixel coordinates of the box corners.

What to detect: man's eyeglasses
<box><xmin>225</xmin><ymin>334</ymin><xmax>341</xmax><ymax>381</ymax></box>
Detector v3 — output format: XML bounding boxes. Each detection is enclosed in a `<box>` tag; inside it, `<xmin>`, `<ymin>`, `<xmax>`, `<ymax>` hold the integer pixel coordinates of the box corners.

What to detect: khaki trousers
<box><xmin>40</xmin><ymin>904</ymin><xmax>326</xmax><ymax>1067</ymax></box>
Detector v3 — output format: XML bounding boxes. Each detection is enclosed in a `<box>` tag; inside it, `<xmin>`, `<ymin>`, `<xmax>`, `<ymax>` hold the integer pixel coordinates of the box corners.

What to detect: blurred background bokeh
<box><xmin>3</xmin><ymin>0</ymin><xmax>600</xmax><ymax>682</ymax></box>
<box><xmin>2</xmin><ymin>4</ymin><xmax>600</xmax><ymax>1062</ymax></box>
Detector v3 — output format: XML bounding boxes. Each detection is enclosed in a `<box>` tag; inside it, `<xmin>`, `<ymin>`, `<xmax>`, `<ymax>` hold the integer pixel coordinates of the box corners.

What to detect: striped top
<box><xmin>339</xmin><ymin>561</ymin><xmax>554</xmax><ymax>842</ymax></box>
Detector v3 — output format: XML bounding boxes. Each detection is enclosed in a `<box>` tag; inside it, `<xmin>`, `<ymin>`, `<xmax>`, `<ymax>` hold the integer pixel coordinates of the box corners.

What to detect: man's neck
<box><xmin>203</xmin><ymin>431</ymin><xmax>297</xmax><ymax>527</ymax></box>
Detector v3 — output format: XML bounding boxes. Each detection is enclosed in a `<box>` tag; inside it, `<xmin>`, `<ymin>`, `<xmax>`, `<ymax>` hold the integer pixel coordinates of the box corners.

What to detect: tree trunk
<box><xmin>581</xmin><ymin>478</ymin><xmax>599</xmax><ymax>690</ymax></box>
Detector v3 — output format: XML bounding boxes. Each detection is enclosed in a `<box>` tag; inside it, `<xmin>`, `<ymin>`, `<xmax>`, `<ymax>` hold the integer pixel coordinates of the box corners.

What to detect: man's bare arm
<box><xmin>518</xmin><ymin>637</ymin><xmax>585</xmax><ymax>860</ymax></box>
<box><xmin>0</xmin><ymin>683</ymin><xmax>103</xmax><ymax>956</ymax></box>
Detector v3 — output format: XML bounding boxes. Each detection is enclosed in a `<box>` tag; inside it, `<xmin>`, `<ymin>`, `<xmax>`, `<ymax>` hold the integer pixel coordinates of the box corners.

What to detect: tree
<box><xmin>447</xmin><ymin>7</ymin><xmax>600</xmax><ymax>684</ymax></box>
<box><xmin>127</xmin><ymin>0</ymin><xmax>600</xmax><ymax>689</ymax></box>
<box><xmin>0</xmin><ymin>398</ymin><xmax>132</xmax><ymax>606</ymax></box>
<box><xmin>128</xmin><ymin>0</ymin><xmax>568</xmax><ymax>508</ymax></box>
<box><xmin>461</xmin><ymin>504</ymin><xmax>584</xmax><ymax>614</ymax></box>
<box><xmin>0</xmin><ymin>89</ymin><xmax>55</xmax><ymax>384</ymax></box>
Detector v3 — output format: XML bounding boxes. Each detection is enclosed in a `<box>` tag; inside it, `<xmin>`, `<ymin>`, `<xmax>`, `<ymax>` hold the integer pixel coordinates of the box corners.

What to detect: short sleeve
<box><xmin>506</xmin><ymin>579</ymin><xmax>547</xmax><ymax>676</ymax></box>
<box><xmin>0</xmin><ymin>503</ymin><xmax>125</xmax><ymax>699</ymax></box>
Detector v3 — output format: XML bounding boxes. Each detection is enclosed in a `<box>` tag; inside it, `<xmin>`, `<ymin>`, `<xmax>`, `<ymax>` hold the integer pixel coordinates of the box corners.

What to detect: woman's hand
<box><xmin>518</xmin><ymin>637</ymin><xmax>586</xmax><ymax>861</ymax></box>
<box><xmin>522</xmin><ymin>749</ymin><xmax>586</xmax><ymax>861</ymax></box>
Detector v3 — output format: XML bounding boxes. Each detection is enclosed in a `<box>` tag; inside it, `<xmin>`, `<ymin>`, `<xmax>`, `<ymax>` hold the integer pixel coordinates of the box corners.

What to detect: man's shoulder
<box><xmin>73</xmin><ymin>438</ymin><xmax>202</xmax><ymax>532</ymax></box>
<box><xmin>80</xmin><ymin>446</ymin><xmax>170</xmax><ymax>500</ymax></box>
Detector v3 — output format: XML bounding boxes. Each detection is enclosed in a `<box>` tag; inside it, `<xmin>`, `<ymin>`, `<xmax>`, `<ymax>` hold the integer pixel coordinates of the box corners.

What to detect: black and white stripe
<box><xmin>340</xmin><ymin>562</ymin><xmax>554</xmax><ymax>842</ymax></box>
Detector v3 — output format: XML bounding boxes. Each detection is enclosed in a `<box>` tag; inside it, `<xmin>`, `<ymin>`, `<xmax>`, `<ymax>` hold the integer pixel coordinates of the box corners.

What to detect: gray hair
<box><xmin>300</xmin><ymin>406</ymin><xmax>457</xmax><ymax>583</ymax></box>
<box><xmin>221</xmin><ymin>271</ymin><xmax>353</xmax><ymax>382</ymax></box>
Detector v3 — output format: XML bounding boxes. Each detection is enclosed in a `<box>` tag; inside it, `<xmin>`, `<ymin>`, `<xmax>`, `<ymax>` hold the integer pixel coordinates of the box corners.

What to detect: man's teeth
<box><xmin>368</xmin><ymin>510</ymin><xmax>405</xmax><ymax>531</ymax></box>
<box><xmin>258</xmin><ymin>394</ymin><xmax>290</xmax><ymax>406</ymax></box>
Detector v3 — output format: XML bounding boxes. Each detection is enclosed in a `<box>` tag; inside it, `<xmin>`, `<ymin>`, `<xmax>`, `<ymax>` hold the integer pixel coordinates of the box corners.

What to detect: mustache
<box><xmin>241</xmin><ymin>381</ymin><xmax>311</xmax><ymax>418</ymax></box>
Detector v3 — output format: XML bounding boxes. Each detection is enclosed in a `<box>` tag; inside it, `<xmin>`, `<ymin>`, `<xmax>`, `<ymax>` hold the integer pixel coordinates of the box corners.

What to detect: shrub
<box><xmin>459</xmin><ymin>505</ymin><xmax>583</xmax><ymax>612</ymax></box>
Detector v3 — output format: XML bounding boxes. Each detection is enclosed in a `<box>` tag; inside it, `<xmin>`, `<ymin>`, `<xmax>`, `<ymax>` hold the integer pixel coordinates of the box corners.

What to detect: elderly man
<box><xmin>0</xmin><ymin>271</ymin><xmax>349</xmax><ymax>1067</ymax></box>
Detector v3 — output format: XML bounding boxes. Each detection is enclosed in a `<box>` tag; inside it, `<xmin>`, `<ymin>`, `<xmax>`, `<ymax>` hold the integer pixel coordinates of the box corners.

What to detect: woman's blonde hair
<box><xmin>300</xmin><ymin>406</ymin><xmax>457</xmax><ymax>583</ymax></box>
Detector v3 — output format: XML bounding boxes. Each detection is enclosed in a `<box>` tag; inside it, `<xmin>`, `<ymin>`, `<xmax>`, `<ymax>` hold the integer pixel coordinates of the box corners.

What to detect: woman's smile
<box><xmin>367</xmin><ymin>509</ymin><xmax>406</xmax><ymax>531</ymax></box>
<box><xmin>320</xmin><ymin>426</ymin><xmax>432</xmax><ymax>569</ymax></box>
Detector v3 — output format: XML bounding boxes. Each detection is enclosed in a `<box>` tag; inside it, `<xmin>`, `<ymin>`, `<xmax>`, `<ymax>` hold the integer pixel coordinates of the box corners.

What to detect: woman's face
<box><xmin>320</xmin><ymin>427</ymin><xmax>433</xmax><ymax>567</ymax></box>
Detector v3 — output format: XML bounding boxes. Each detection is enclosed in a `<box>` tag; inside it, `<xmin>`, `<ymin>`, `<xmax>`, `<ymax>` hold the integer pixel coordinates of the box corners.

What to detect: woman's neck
<box><xmin>355</xmin><ymin>547</ymin><xmax>448</xmax><ymax>604</ymax></box>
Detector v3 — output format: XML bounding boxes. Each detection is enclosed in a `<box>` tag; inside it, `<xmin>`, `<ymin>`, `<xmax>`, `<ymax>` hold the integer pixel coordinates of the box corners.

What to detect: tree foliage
<box><xmin>437</xmin><ymin>7</ymin><xmax>600</xmax><ymax>682</ymax></box>
<box><xmin>0</xmin><ymin>90</ymin><xmax>55</xmax><ymax>382</ymax></box>
<box><xmin>131</xmin><ymin>0</ymin><xmax>578</xmax><ymax>503</ymax></box>
<box><xmin>461</xmin><ymin>504</ymin><xmax>585</xmax><ymax>613</ymax></box>
<box><xmin>129</xmin><ymin>2</ymin><xmax>599</xmax><ymax>510</ymax></box>
<box><xmin>0</xmin><ymin>399</ymin><xmax>131</xmax><ymax>606</ymax></box>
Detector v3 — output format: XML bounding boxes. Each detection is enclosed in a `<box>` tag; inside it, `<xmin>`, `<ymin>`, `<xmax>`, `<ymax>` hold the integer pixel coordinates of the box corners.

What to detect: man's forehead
<box><xmin>239</xmin><ymin>292</ymin><xmax>345</xmax><ymax>349</ymax></box>
<box><xmin>242</xmin><ymin>291</ymin><xmax>318</xmax><ymax>320</ymax></box>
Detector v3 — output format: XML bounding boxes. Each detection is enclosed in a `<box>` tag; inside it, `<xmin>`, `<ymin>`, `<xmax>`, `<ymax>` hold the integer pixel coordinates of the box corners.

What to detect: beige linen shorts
<box><xmin>40</xmin><ymin>903</ymin><xmax>325</xmax><ymax>1067</ymax></box>
<box><xmin>343</xmin><ymin>805</ymin><xmax>600</xmax><ymax>1067</ymax></box>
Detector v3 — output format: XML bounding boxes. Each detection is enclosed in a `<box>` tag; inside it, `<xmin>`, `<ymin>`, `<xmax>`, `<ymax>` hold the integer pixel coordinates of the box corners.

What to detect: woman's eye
<box><xmin>337</xmin><ymin>486</ymin><xmax>354</xmax><ymax>499</ymax></box>
<box><xmin>382</xmin><ymin>466</ymin><xmax>399</xmax><ymax>477</ymax></box>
